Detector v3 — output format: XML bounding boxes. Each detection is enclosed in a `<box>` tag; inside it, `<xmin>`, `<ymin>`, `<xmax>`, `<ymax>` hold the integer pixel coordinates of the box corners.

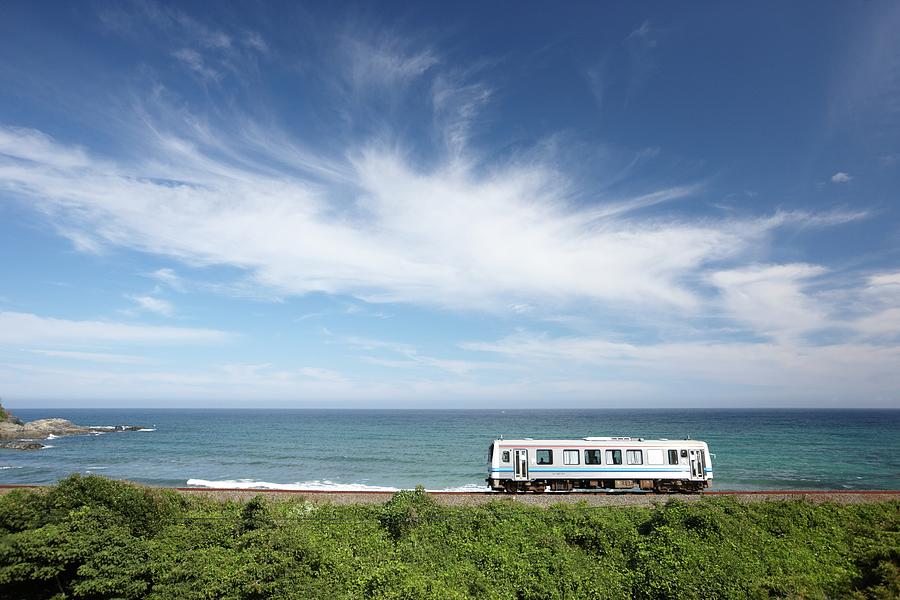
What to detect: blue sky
<box><xmin>1</xmin><ymin>1</ymin><xmax>899</xmax><ymax>407</ymax></box>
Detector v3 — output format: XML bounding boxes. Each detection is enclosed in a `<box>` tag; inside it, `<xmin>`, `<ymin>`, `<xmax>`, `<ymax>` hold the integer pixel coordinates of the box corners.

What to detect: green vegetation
<box><xmin>0</xmin><ymin>476</ymin><xmax>897</xmax><ymax>599</ymax></box>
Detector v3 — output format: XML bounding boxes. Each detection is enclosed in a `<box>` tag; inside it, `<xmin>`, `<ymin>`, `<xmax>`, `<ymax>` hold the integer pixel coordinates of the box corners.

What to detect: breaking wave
<box><xmin>433</xmin><ymin>483</ymin><xmax>491</xmax><ymax>493</ymax></box>
<box><xmin>184</xmin><ymin>479</ymin><xmax>491</xmax><ymax>492</ymax></box>
<box><xmin>185</xmin><ymin>479</ymin><xmax>401</xmax><ymax>492</ymax></box>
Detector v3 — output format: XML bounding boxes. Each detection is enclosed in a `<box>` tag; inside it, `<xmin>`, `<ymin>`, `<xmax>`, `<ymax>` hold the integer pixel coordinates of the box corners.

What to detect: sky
<box><xmin>1</xmin><ymin>1</ymin><xmax>899</xmax><ymax>408</ymax></box>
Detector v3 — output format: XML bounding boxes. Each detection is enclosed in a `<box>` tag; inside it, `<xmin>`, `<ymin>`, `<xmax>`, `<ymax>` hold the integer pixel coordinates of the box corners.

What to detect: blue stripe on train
<box><xmin>490</xmin><ymin>467</ymin><xmax>714</xmax><ymax>473</ymax></box>
<box><xmin>491</xmin><ymin>468</ymin><xmax>686</xmax><ymax>473</ymax></box>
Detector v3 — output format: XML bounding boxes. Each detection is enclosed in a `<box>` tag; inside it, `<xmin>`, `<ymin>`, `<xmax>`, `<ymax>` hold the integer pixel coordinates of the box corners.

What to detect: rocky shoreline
<box><xmin>0</xmin><ymin>417</ymin><xmax>144</xmax><ymax>450</ymax></box>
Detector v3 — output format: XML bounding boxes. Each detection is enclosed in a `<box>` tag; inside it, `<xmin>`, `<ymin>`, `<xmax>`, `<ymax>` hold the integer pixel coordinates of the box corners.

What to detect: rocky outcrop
<box><xmin>0</xmin><ymin>417</ymin><xmax>146</xmax><ymax>449</ymax></box>
<box><xmin>1</xmin><ymin>418</ymin><xmax>88</xmax><ymax>440</ymax></box>
<box><xmin>0</xmin><ymin>440</ymin><xmax>45</xmax><ymax>450</ymax></box>
<box><xmin>0</xmin><ymin>400</ymin><xmax>145</xmax><ymax>450</ymax></box>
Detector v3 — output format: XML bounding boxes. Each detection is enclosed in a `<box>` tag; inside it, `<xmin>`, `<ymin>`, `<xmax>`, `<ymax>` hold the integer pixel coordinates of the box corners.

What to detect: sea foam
<box><xmin>184</xmin><ymin>479</ymin><xmax>491</xmax><ymax>492</ymax></box>
<box><xmin>186</xmin><ymin>479</ymin><xmax>402</xmax><ymax>492</ymax></box>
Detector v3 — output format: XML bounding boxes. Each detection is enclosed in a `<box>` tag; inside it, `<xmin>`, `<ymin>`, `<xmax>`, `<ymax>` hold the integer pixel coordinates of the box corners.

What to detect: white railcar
<box><xmin>487</xmin><ymin>437</ymin><xmax>713</xmax><ymax>493</ymax></box>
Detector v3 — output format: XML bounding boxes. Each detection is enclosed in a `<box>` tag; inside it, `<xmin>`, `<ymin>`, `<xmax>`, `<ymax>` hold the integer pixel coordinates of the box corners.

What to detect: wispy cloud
<box><xmin>125</xmin><ymin>294</ymin><xmax>175</xmax><ymax>317</ymax></box>
<box><xmin>2</xmin><ymin>13</ymin><xmax>895</xmax><ymax>406</ymax></box>
<box><xmin>149</xmin><ymin>268</ymin><xmax>185</xmax><ymax>291</ymax></box>
<box><xmin>299</xmin><ymin>367</ymin><xmax>346</xmax><ymax>383</ymax></box>
<box><xmin>624</xmin><ymin>20</ymin><xmax>661</xmax><ymax>100</ymax></box>
<box><xmin>0</xmin><ymin>123</ymin><xmax>713</xmax><ymax>311</ymax></box>
<box><xmin>172</xmin><ymin>48</ymin><xmax>220</xmax><ymax>81</ymax></box>
<box><xmin>463</xmin><ymin>330</ymin><xmax>900</xmax><ymax>399</ymax></box>
<box><xmin>331</xmin><ymin>332</ymin><xmax>508</xmax><ymax>376</ymax></box>
<box><xmin>339</xmin><ymin>29</ymin><xmax>438</xmax><ymax>92</ymax></box>
<box><xmin>0</xmin><ymin>113</ymin><xmax>870</xmax><ymax>316</ymax></box>
<box><xmin>99</xmin><ymin>0</ymin><xmax>233</xmax><ymax>49</ymax></box>
<box><xmin>708</xmin><ymin>264</ymin><xmax>828</xmax><ymax>341</ymax></box>
<box><xmin>0</xmin><ymin>311</ymin><xmax>230</xmax><ymax>345</ymax></box>
<box><xmin>27</xmin><ymin>349</ymin><xmax>152</xmax><ymax>365</ymax></box>
<box><xmin>98</xmin><ymin>0</ymin><xmax>268</xmax><ymax>85</ymax></box>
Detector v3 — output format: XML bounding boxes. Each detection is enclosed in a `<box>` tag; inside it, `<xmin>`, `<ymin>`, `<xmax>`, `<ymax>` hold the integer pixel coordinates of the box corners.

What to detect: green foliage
<box><xmin>237</xmin><ymin>495</ymin><xmax>274</xmax><ymax>535</ymax></box>
<box><xmin>378</xmin><ymin>485</ymin><xmax>436</xmax><ymax>540</ymax></box>
<box><xmin>45</xmin><ymin>474</ymin><xmax>185</xmax><ymax>536</ymax></box>
<box><xmin>0</xmin><ymin>475</ymin><xmax>897</xmax><ymax>599</ymax></box>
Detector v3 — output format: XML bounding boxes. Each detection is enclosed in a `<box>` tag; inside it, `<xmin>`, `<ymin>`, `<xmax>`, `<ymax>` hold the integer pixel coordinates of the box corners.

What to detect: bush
<box><xmin>0</xmin><ymin>475</ymin><xmax>896</xmax><ymax>599</ymax></box>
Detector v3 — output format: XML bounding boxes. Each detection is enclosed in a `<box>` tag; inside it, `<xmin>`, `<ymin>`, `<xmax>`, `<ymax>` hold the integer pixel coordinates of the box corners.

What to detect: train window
<box><xmin>680</xmin><ymin>450</ymin><xmax>688</xmax><ymax>458</ymax></box>
<box><xmin>584</xmin><ymin>449</ymin><xmax>602</xmax><ymax>465</ymax></box>
<box><xmin>647</xmin><ymin>449</ymin><xmax>664</xmax><ymax>465</ymax></box>
<box><xmin>501</xmin><ymin>451</ymin><xmax>510</xmax><ymax>463</ymax></box>
<box><xmin>563</xmin><ymin>450</ymin><xmax>579</xmax><ymax>465</ymax></box>
<box><xmin>536</xmin><ymin>449</ymin><xmax>553</xmax><ymax>464</ymax></box>
<box><xmin>667</xmin><ymin>450</ymin><xmax>678</xmax><ymax>464</ymax></box>
<box><xmin>605</xmin><ymin>449</ymin><xmax>622</xmax><ymax>465</ymax></box>
<box><xmin>626</xmin><ymin>450</ymin><xmax>643</xmax><ymax>465</ymax></box>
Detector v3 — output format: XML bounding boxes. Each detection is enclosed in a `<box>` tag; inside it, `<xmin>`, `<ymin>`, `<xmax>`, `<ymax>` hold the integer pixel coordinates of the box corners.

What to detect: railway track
<box><xmin>1</xmin><ymin>485</ymin><xmax>897</xmax><ymax>495</ymax></box>
<box><xmin>2</xmin><ymin>484</ymin><xmax>898</xmax><ymax>506</ymax></box>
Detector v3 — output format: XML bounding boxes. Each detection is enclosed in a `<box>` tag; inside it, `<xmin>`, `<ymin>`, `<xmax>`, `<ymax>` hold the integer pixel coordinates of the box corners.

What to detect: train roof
<box><xmin>493</xmin><ymin>437</ymin><xmax>708</xmax><ymax>446</ymax></box>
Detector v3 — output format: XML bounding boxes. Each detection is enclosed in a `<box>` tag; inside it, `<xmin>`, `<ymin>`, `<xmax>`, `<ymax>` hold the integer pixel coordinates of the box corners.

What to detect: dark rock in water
<box><xmin>0</xmin><ymin>418</ymin><xmax>146</xmax><ymax>440</ymax></box>
<box><xmin>0</xmin><ymin>440</ymin><xmax>45</xmax><ymax>450</ymax></box>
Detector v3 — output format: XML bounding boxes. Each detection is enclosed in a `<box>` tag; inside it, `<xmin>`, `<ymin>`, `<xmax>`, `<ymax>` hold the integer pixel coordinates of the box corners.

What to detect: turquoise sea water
<box><xmin>1</xmin><ymin>409</ymin><xmax>898</xmax><ymax>491</ymax></box>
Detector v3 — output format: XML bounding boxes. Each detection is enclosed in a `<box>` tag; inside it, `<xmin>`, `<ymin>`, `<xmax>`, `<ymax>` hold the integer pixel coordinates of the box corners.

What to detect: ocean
<box><xmin>2</xmin><ymin>409</ymin><xmax>898</xmax><ymax>491</ymax></box>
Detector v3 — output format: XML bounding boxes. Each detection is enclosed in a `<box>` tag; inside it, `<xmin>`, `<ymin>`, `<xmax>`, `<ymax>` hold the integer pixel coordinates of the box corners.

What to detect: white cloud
<box><xmin>868</xmin><ymin>272</ymin><xmax>900</xmax><ymax>288</ymax></box>
<box><xmin>432</xmin><ymin>73</ymin><xmax>493</xmax><ymax>157</ymax></box>
<box><xmin>100</xmin><ymin>1</ymin><xmax>232</xmax><ymax>50</ymax></box>
<box><xmin>831</xmin><ymin>171</ymin><xmax>853</xmax><ymax>183</ymax></box>
<box><xmin>126</xmin><ymin>294</ymin><xmax>175</xmax><ymax>317</ymax></box>
<box><xmin>172</xmin><ymin>48</ymin><xmax>220</xmax><ymax>81</ymax></box>
<box><xmin>0</xmin><ymin>126</ymin><xmax>90</xmax><ymax>169</ymax></box>
<box><xmin>333</xmin><ymin>332</ymin><xmax>508</xmax><ymax>376</ymax></box>
<box><xmin>850</xmin><ymin>271</ymin><xmax>900</xmax><ymax>336</ymax></box>
<box><xmin>854</xmin><ymin>307</ymin><xmax>900</xmax><ymax>337</ymax></box>
<box><xmin>463</xmin><ymin>330</ymin><xmax>900</xmax><ymax>399</ymax></box>
<box><xmin>340</xmin><ymin>30</ymin><xmax>437</xmax><ymax>91</ymax></box>
<box><xmin>299</xmin><ymin>367</ymin><xmax>346</xmax><ymax>383</ymax></box>
<box><xmin>0</xmin><ymin>311</ymin><xmax>230</xmax><ymax>345</ymax></box>
<box><xmin>27</xmin><ymin>349</ymin><xmax>152</xmax><ymax>365</ymax></box>
<box><xmin>0</xmin><ymin>123</ymin><xmax>871</xmax><ymax>316</ymax></box>
<box><xmin>0</xmin><ymin>126</ymin><xmax>701</xmax><ymax>311</ymax></box>
<box><xmin>708</xmin><ymin>264</ymin><xmax>828</xmax><ymax>341</ymax></box>
<box><xmin>243</xmin><ymin>32</ymin><xmax>268</xmax><ymax>54</ymax></box>
<box><xmin>149</xmin><ymin>268</ymin><xmax>185</xmax><ymax>291</ymax></box>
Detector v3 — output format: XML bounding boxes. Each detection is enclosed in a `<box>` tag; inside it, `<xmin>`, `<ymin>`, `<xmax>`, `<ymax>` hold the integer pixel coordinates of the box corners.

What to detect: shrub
<box><xmin>0</xmin><ymin>475</ymin><xmax>896</xmax><ymax>599</ymax></box>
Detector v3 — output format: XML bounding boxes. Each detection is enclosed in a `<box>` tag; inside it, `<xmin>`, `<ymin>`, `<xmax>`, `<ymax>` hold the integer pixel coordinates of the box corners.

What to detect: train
<box><xmin>487</xmin><ymin>437</ymin><xmax>713</xmax><ymax>493</ymax></box>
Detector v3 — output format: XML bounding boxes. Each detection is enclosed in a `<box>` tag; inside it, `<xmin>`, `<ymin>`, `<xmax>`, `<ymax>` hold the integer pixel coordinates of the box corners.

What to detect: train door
<box><xmin>688</xmin><ymin>449</ymin><xmax>704</xmax><ymax>480</ymax></box>
<box><xmin>513</xmin><ymin>449</ymin><xmax>529</xmax><ymax>481</ymax></box>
